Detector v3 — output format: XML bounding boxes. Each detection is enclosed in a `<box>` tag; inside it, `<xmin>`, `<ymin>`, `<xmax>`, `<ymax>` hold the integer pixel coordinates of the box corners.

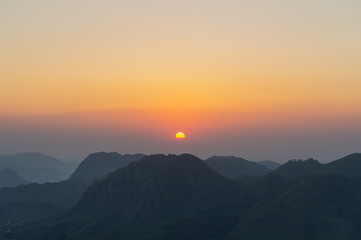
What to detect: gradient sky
<box><xmin>1</xmin><ymin>0</ymin><xmax>360</xmax><ymax>162</ymax></box>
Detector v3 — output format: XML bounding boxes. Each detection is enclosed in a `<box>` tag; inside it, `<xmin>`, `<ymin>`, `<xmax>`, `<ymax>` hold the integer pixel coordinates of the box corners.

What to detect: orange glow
<box><xmin>1</xmin><ymin>1</ymin><xmax>361</xmax><ymax>151</ymax></box>
<box><xmin>175</xmin><ymin>132</ymin><xmax>186</xmax><ymax>139</ymax></box>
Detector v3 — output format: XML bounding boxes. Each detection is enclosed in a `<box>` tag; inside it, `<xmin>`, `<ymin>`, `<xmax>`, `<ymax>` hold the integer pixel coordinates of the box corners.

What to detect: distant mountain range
<box><xmin>2</xmin><ymin>152</ymin><xmax>361</xmax><ymax>240</ymax></box>
<box><xmin>257</xmin><ymin>160</ymin><xmax>281</xmax><ymax>170</ymax></box>
<box><xmin>273</xmin><ymin>153</ymin><xmax>361</xmax><ymax>178</ymax></box>
<box><xmin>11</xmin><ymin>153</ymin><xmax>361</xmax><ymax>240</ymax></box>
<box><xmin>0</xmin><ymin>152</ymin><xmax>143</xmax><ymax>225</ymax></box>
<box><xmin>0</xmin><ymin>153</ymin><xmax>78</xmax><ymax>183</ymax></box>
<box><xmin>0</xmin><ymin>168</ymin><xmax>30</xmax><ymax>188</ymax></box>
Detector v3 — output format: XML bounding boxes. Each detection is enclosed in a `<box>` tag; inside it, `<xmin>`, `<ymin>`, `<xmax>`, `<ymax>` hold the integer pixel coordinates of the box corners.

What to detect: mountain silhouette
<box><xmin>272</xmin><ymin>158</ymin><xmax>321</xmax><ymax>178</ymax></box>
<box><xmin>225</xmin><ymin>174</ymin><xmax>361</xmax><ymax>240</ymax></box>
<box><xmin>324</xmin><ymin>153</ymin><xmax>361</xmax><ymax>177</ymax></box>
<box><xmin>16</xmin><ymin>154</ymin><xmax>243</xmax><ymax>240</ymax></box>
<box><xmin>0</xmin><ymin>152</ymin><xmax>144</xmax><ymax>225</ymax></box>
<box><xmin>70</xmin><ymin>152</ymin><xmax>144</xmax><ymax>181</ymax></box>
<box><xmin>205</xmin><ymin>156</ymin><xmax>271</xmax><ymax>179</ymax></box>
<box><xmin>257</xmin><ymin>160</ymin><xmax>281</xmax><ymax>170</ymax></box>
<box><xmin>0</xmin><ymin>168</ymin><xmax>30</xmax><ymax>188</ymax></box>
<box><xmin>273</xmin><ymin>153</ymin><xmax>361</xmax><ymax>178</ymax></box>
<box><xmin>0</xmin><ymin>153</ymin><xmax>78</xmax><ymax>183</ymax></box>
<box><xmin>5</xmin><ymin>152</ymin><xmax>361</xmax><ymax>240</ymax></box>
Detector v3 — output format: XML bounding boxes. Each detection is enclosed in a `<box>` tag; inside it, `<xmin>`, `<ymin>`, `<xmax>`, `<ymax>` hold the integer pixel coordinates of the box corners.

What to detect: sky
<box><xmin>1</xmin><ymin>0</ymin><xmax>361</xmax><ymax>162</ymax></box>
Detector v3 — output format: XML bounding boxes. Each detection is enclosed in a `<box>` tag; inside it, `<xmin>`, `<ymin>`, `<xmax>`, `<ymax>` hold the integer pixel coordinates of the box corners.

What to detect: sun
<box><xmin>175</xmin><ymin>132</ymin><xmax>186</xmax><ymax>139</ymax></box>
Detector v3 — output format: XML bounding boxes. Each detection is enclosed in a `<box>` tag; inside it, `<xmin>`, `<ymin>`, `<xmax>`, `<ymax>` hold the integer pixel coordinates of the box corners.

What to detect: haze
<box><xmin>1</xmin><ymin>1</ymin><xmax>360</xmax><ymax>162</ymax></box>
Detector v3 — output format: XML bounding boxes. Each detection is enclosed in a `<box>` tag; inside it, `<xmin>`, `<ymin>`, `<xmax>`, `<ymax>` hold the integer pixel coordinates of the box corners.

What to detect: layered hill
<box><xmin>16</xmin><ymin>154</ymin><xmax>244</xmax><ymax>240</ymax></box>
<box><xmin>0</xmin><ymin>152</ymin><xmax>143</xmax><ymax>225</ymax></box>
<box><xmin>0</xmin><ymin>153</ymin><xmax>78</xmax><ymax>183</ymax></box>
<box><xmin>0</xmin><ymin>168</ymin><xmax>30</xmax><ymax>188</ymax></box>
<box><xmin>70</xmin><ymin>152</ymin><xmax>144</xmax><ymax>181</ymax></box>
<box><xmin>205</xmin><ymin>156</ymin><xmax>271</xmax><ymax>179</ymax></box>
<box><xmin>6</xmin><ymin>153</ymin><xmax>361</xmax><ymax>240</ymax></box>
<box><xmin>226</xmin><ymin>174</ymin><xmax>361</xmax><ymax>240</ymax></box>
<box><xmin>273</xmin><ymin>153</ymin><xmax>361</xmax><ymax>178</ymax></box>
<box><xmin>257</xmin><ymin>160</ymin><xmax>281</xmax><ymax>170</ymax></box>
<box><xmin>324</xmin><ymin>153</ymin><xmax>361</xmax><ymax>177</ymax></box>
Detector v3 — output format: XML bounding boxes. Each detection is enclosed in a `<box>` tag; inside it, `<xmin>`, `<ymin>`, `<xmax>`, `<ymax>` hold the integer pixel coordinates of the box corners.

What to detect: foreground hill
<box><xmin>0</xmin><ymin>152</ymin><xmax>143</xmax><ymax>225</ymax></box>
<box><xmin>0</xmin><ymin>168</ymin><xmax>30</xmax><ymax>188</ymax></box>
<box><xmin>15</xmin><ymin>154</ymin><xmax>244</xmax><ymax>240</ymax></box>
<box><xmin>205</xmin><ymin>156</ymin><xmax>271</xmax><ymax>179</ymax></box>
<box><xmin>0</xmin><ymin>153</ymin><xmax>78</xmax><ymax>183</ymax></box>
<box><xmin>324</xmin><ymin>153</ymin><xmax>361</xmax><ymax>177</ymax></box>
<box><xmin>273</xmin><ymin>153</ymin><xmax>361</xmax><ymax>178</ymax></box>
<box><xmin>225</xmin><ymin>174</ymin><xmax>361</xmax><ymax>240</ymax></box>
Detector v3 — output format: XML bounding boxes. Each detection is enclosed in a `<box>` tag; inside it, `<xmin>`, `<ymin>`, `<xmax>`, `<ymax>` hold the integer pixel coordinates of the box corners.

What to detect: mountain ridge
<box><xmin>0</xmin><ymin>152</ymin><xmax>144</xmax><ymax>225</ymax></box>
<box><xmin>15</xmin><ymin>154</ymin><xmax>244</xmax><ymax>240</ymax></box>
<box><xmin>205</xmin><ymin>155</ymin><xmax>271</xmax><ymax>179</ymax></box>
<box><xmin>273</xmin><ymin>153</ymin><xmax>361</xmax><ymax>179</ymax></box>
<box><xmin>69</xmin><ymin>152</ymin><xmax>144</xmax><ymax>181</ymax></box>
<box><xmin>0</xmin><ymin>152</ymin><xmax>78</xmax><ymax>183</ymax></box>
<box><xmin>0</xmin><ymin>168</ymin><xmax>30</xmax><ymax>188</ymax></box>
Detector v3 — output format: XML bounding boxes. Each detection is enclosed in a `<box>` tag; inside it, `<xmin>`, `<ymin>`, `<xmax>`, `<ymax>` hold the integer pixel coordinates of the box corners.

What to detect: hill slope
<box><xmin>0</xmin><ymin>153</ymin><xmax>78</xmax><ymax>183</ymax></box>
<box><xmin>257</xmin><ymin>160</ymin><xmax>281</xmax><ymax>170</ymax></box>
<box><xmin>0</xmin><ymin>152</ymin><xmax>143</xmax><ymax>225</ymax></box>
<box><xmin>0</xmin><ymin>168</ymin><xmax>30</xmax><ymax>188</ymax></box>
<box><xmin>273</xmin><ymin>153</ymin><xmax>361</xmax><ymax>179</ymax></box>
<box><xmin>226</xmin><ymin>174</ymin><xmax>361</xmax><ymax>240</ymax></box>
<box><xmin>205</xmin><ymin>156</ymin><xmax>271</xmax><ymax>179</ymax></box>
<box><xmin>16</xmin><ymin>154</ymin><xmax>243</xmax><ymax>240</ymax></box>
<box><xmin>7</xmin><ymin>153</ymin><xmax>361</xmax><ymax>240</ymax></box>
<box><xmin>70</xmin><ymin>152</ymin><xmax>144</xmax><ymax>181</ymax></box>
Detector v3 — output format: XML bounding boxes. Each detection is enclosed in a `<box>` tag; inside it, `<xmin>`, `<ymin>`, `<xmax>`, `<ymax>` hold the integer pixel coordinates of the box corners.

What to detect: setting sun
<box><xmin>175</xmin><ymin>132</ymin><xmax>186</xmax><ymax>139</ymax></box>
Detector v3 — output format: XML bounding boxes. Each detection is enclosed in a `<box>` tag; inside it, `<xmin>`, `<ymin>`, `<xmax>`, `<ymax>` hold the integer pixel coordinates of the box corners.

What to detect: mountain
<box><xmin>273</xmin><ymin>153</ymin><xmax>361</xmax><ymax>179</ymax></box>
<box><xmin>0</xmin><ymin>168</ymin><xmax>30</xmax><ymax>188</ymax></box>
<box><xmin>324</xmin><ymin>153</ymin><xmax>361</xmax><ymax>177</ymax></box>
<box><xmin>233</xmin><ymin>174</ymin><xmax>261</xmax><ymax>185</ymax></box>
<box><xmin>0</xmin><ymin>179</ymin><xmax>88</xmax><ymax>226</ymax></box>
<box><xmin>0</xmin><ymin>153</ymin><xmax>78</xmax><ymax>183</ymax></box>
<box><xmin>257</xmin><ymin>160</ymin><xmax>281</xmax><ymax>170</ymax></box>
<box><xmin>15</xmin><ymin>154</ymin><xmax>244</xmax><ymax>240</ymax></box>
<box><xmin>205</xmin><ymin>156</ymin><xmax>271</xmax><ymax>179</ymax></box>
<box><xmin>8</xmin><ymin>153</ymin><xmax>361</xmax><ymax>240</ymax></box>
<box><xmin>0</xmin><ymin>152</ymin><xmax>144</xmax><ymax>226</ymax></box>
<box><xmin>272</xmin><ymin>158</ymin><xmax>321</xmax><ymax>178</ymax></box>
<box><xmin>70</xmin><ymin>152</ymin><xmax>144</xmax><ymax>181</ymax></box>
<box><xmin>225</xmin><ymin>174</ymin><xmax>361</xmax><ymax>240</ymax></box>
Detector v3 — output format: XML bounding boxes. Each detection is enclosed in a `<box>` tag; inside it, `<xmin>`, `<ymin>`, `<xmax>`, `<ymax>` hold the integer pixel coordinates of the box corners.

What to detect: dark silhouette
<box><xmin>273</xmin><ymin>153</ymin><xmax>361</xmax><ymax>178</ymax></box>
<box><xmin>0</xmin><ymin>152</ymin><xmax>143</xmax><ymax>225</ymax></box>
<box><xmin>4</xmin><ymin>152</ymin><xmax>361</xmax><ymax>240</ymax></box>
<box><xmin>225</xmin><ymin>174</ymin><xmax>361</xmax><ymax>240</ymax></box>
<box><xmin>205</xmin><ymin>156</ymin><xmax>271</xmax><ymax>179</ymax></box>
<box><xmin>15</xmin><ymin>154</ymin><xmax>243</xmax><ymax>240</ymax></box>
<box><xmin>69</xmin><ymin>152</ymin><xmax>144</xmax><ymax>181</ymax></box>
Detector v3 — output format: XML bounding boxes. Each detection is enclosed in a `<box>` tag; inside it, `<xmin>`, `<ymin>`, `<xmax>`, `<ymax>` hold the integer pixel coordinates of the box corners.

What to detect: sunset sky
<box><xmin>1</xmin><ymin>1</ymin><xmax>360</xmax><ymax>162</ymax></box>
